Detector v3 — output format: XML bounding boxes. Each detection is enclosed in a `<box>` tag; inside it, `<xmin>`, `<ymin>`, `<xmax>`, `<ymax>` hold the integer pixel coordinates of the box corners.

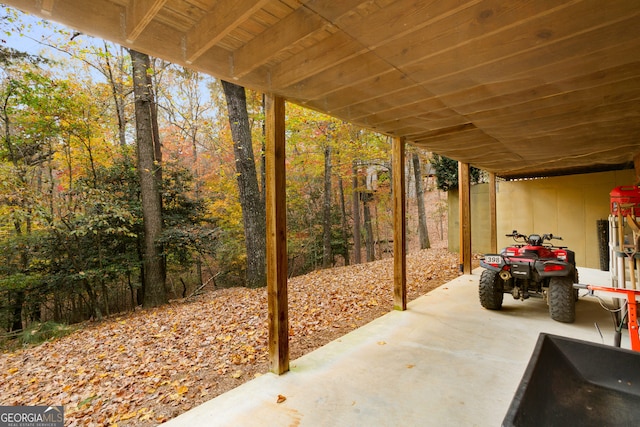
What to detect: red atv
<box><xmin>479</xmin><ymin>230</ymin><xmax>579</xmax><ymax>323</ymax></box>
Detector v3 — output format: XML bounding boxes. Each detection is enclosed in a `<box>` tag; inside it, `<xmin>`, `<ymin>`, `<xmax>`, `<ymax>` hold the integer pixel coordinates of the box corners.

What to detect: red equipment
<box><xmin>574</xmin><ymin>283</ymin><xmax>640</xmax><ymax>352</ymax></box>
<box><xmin>610</xmin><ymin>185</ymin><xmax>640</xmax><ymax>216</ymax></box>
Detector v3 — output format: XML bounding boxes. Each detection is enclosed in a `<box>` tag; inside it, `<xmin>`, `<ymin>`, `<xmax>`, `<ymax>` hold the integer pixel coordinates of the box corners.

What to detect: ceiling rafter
<box><xmin>262</xmin><ymin>0</ymin><xmax>402</xmax><ymax>89</ymax></box>
<box><xmin>231</xmin><ymin>6</ymin><xmax>330</xmax><ymax>79</ymax></box>
<box><xmin>126</xmin><ymin>0</ymin><xmax>167</xmax><ymax>43</ymax></box>
<box><xmin>351</xmin><ymin>67</ymin><xmax>640</xmax><ymax>130</ymax></box>
<box><xmin>268</xmin><ymin>32</ymin><xmax>368</xmax><ymax>88</ymax></box>
<box><xmin>39</xmin><ymin>0</ymin><xmax>55</xmax><ymax>15</ymax></box>
<box><xmin>185</xmin><ymin>0</ymin><xmax>270</xmax><ymax>64</ymax></box>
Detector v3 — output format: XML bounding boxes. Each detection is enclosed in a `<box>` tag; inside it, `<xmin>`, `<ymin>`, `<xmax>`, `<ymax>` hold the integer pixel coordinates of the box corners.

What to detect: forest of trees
<box><xmin>0</xmin><ymin>8</ymin><xmax>441</xmax><ymax>337</ymax></box>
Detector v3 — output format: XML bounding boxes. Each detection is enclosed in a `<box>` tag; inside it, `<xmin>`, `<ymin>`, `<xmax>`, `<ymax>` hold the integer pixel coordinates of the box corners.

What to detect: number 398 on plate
<box><xmin>484</xmin><ymin>255</ymin><xmax>503</xmax><ymax>265</ymax></box>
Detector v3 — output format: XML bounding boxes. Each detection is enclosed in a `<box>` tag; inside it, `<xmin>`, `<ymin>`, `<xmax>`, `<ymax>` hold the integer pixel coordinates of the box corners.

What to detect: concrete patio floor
<box><xmin>163</xmin><ymin>267</ymin><xmax>626</xmax><ymax>427</ymax></box>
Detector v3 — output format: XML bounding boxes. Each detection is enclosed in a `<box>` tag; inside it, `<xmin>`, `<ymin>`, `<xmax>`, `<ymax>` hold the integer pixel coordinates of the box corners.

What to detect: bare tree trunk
<box><xmin>127</xmin><ymin>272</ymin><xmax>136</xmax><ymax>311</ymax></box>
<box><xmin>352</xmin><ymin>163</ymin><xmax>362</xmax><ymax>264</ymax></box>
<box><xmin>363</xmin><ymin>193</ymin><xmax>375</xmax><ymax>262</ymax></box>
<box><xmin>130</xmin><ymin>49</ymin><xmax>167</xmax><ymax>308</ymax></box>
<box><xmin>322</xmin><ymin>142</ymin><xmax>332</xmax><ymax>268</ymax></box>
<box><xmin>338</xmin><ymin>176</ymin><xmax>350</xmax><ymax>266</ymax></box>
<box><xmin>104</xmin><ymin>42</ymin><xmax>128</xmax><ymax>146</ymax></box>
<box><xmin>9</xmin><ymin>290</ymin><xmax>24</xmax><ymax>332</ymax></box>
<box><xmin>221</xmin><ymin>81</ymin><xmax>266</xmax><ymax>288</ymax></box>
<box><xmin>412</xmin><ymin>152</ymin><xmax>431</xmax><ymax>249</ymax></box>
<box><xmin>82</xmin><ymin>279</ymin><xmax>102</xmax><ymax>320</ymax></box>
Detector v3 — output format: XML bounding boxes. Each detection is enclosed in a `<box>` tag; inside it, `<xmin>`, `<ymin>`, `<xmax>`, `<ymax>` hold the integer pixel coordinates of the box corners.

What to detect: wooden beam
<box><xmin>185</xmin><ymin>0</ymin><xmax>269</xmax><ymax>64</ymax></box>
<box><xmin>232</xmin><ymin>7</ymin><xmax>328</xmax><ymax>79</ymax></box>
<box><xmin>40</xmin><ymin>0</ymin><xmax>55</xmax><ymax>15</ymax></box>
<box><xmin>634</xmin><ymin>152</ymin><xmax>640</xmax><ymax>184</ymax></box>
<box><xmin>269</xmin><ymin>31</ymin><xmax>365</xmax><ymax>88</ymax></box>
<box><xmin>265</xmin><ymin>93</ymin><xmax>289</xmax><ymax>375</ymax></box>
<box><xmin>392</xmin><ymin>137</ymin><xmax>407</xmax><ymax>311</ymax></box>
<box><xmin>126</xmin><ymin>0</ymin><xmax>167</xmax><ymax>43</ymax></box>
<box><xmin>489</xmin><ymin>172</ymin><xmax>497</xmax><ymax>253</ymax></box>
<box><xmin>458</xmin><ymin>162</ymin><xmax>472</xmax><ymax>274</ymax></box>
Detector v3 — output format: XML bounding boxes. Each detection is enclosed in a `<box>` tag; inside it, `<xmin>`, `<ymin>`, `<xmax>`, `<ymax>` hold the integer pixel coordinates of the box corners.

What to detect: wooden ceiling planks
<box><xmin>307</xmin><ymin>70</ymin><xmax>416</xmax><ymax>113</ymax></box>
<box><xmin>163</xmin><ymin>0</ymin><xmax>208</xmax><ymax>24</ymax></box>
<box><xmin>231</xmin><ymin>6</ymin><xmax>327</xmax><ymax>79</ymax></box>
<box><xmin>442</xmin><ymin>62</ymin><xmax>637</xmax><ymax>118</ymax></box>
<box><xmin>470</xmin><ymin>80</ymin><xmax>640</xmax><ymax>130</ymax></box>
<box><xmin>7</xmin><ymin>0</ymin><xmax>640</xmax><ymax>178</ymax></box>
<box><xmin>268</xmin><ymin>32</ymin><xmax>368</xmax><ymax>89</ymax></box>
<box><xmin>288</xmin><ymin>58</ymin><xmax>399</xmax><ymax>105</ymax></box>
<box><xmin>414</xmin><ymin>11</ymin><xmax>640</xmax><ymax>97</ymax></box>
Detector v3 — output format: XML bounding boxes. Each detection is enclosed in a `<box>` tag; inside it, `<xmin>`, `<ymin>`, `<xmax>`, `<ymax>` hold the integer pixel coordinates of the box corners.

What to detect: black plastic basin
<box><xmin>503</xmin><ymin>333</ymin><xmax>640</xmax><ymax>426</ymax></box>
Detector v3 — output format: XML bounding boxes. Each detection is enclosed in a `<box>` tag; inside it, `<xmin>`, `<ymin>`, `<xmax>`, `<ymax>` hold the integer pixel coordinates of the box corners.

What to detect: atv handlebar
<box><xmin>542</xmin><ymin>233</ymin><xmax>563</xmax><ymax>241</ymax></box>
<box><xmin>505</xmin><ymin>230</ymin><xmax>527</xmax><ymax>240</ymax></box>
<box><xmin>505</xmin><ymin>230</ymin><xmax>563</xmax><ymax>244</ymax></box>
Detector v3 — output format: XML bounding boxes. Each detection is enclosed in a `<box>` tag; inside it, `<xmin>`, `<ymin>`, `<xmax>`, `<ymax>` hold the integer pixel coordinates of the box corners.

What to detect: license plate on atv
<box><xmin>484</xmin><ymin>255</ymin><xmax>503</xmax><ymax>265</ymax></box>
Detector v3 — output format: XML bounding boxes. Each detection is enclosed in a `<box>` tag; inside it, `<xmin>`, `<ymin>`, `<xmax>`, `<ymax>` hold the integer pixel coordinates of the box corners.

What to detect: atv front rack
<box><xmin>574</xmin><ymin>283</ymin><xmax>640</xmax><ymax>351</ymax></box>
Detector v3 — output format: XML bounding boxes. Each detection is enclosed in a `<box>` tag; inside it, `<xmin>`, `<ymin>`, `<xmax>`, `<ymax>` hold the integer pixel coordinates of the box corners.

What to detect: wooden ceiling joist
<box><xmin>39</xmin><ymin>0</ymin><xmax>55</xmax><ymax>15</ymax></box>
<box><xmin>287</xmin><ymin>54</ymin><xmax>396</xmax><ymax>103</ymax></box>
<box><xmin>414</xmin><ymin>12</ymin><xmax>640</xmax><ymax>96</ymax></box>
<box><xmin>340</xmin><ymin>92</ymin><xmax>450</xmax><ymax>123</ymax></box>
<box><xmin>185</xmin><ymin>0</ymin><xmax>269</xmax><ymax>64</ymax></box>
<box><xmin>126</xmin><ymin>0</ymin><xmax>167</xmax><ymax>43</ymax></box>
<box><xmin>231</xmin><ymin>6</ymin><xmax>329</xmax><ymax>79</ymax></box>
<box><xmin>306</xmin><ymin>70</ymin><xmax>415</xmax><ymax>113</ymax></box>
<box><xmin>268</xmin><ymin>32</ymin><xmax>367</xmax><ymax>89</ymax></box>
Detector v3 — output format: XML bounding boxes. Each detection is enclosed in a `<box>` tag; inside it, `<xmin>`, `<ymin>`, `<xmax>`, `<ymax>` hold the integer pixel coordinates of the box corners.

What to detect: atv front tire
<box><xmin>549</xmin><ymin>276</ymin><xmax>575</xmax><ymax>323</ymax></box>
<box><xmin>479</xmin><ymin>269</ymin><xmax>504</xmax><ymax>310</ymax></box>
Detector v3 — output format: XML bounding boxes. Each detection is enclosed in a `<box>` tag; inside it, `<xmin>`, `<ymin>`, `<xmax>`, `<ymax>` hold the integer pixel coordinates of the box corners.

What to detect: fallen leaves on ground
<box><xmin>0</xmin><ymin>248</ymin><xmax>460</xmax><ymax>425</ymax></box>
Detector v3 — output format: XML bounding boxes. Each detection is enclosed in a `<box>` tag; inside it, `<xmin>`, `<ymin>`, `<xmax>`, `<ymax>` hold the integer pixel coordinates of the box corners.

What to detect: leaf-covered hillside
<box><xmin>0</xmin><ymin>248</ymin><xmax>459</xmax><ymax>426</ymax></box>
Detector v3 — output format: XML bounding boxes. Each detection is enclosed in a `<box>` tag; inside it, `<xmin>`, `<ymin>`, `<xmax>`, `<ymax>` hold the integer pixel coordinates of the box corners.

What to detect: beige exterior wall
<box><xmin>448</xmin><ymin>169</ymin><xmax>636</xmax><ymax>268</ymax></box>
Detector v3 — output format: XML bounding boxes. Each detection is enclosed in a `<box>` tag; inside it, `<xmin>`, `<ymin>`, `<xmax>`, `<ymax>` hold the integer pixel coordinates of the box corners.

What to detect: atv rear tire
<box><xmin>479</xmin><ymin>270</ymin><xmax>504</xmax><ymax>310</ymax></box>
<box><xmin>549</xmin><ymin>276</ymin><xmax>575</xmax><ymax>323</ymax></box>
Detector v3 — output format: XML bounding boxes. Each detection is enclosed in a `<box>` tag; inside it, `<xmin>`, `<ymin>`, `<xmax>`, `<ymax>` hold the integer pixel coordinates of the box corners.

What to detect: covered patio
<box><xmin>6</xmin><ymin>2</ymin><xmax>640</xmax><ymax>422</ymax></box>
<box><xmin>162</xmin><ymin>267</ymin><xmax>620</xmax><ymax>426</ymax></box>
<box><xmin>10</xmin><ymin>0</ymin><xmax>640</xmax><ymax>375</ymax></box>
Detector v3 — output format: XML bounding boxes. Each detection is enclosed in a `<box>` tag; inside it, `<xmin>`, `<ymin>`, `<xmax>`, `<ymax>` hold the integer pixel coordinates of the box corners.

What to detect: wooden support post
<box><xmin>265</xmin><ymin>93</ymin><xmax>289</xmax><ymax>374</ymax></box>
<box><xmin>392</xmin><ymin>137</ymin><xmax>407</xmax><ymax>311</ymax></box>
<box><xmin>489</xmin><ymin>172</ymin><xmax>497</xmax><ymax>253</ymax></box>
<box><xmin>459</xmin><ymin>162</ymin><xmax>472</xmax><ymax>274</ymax></box>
